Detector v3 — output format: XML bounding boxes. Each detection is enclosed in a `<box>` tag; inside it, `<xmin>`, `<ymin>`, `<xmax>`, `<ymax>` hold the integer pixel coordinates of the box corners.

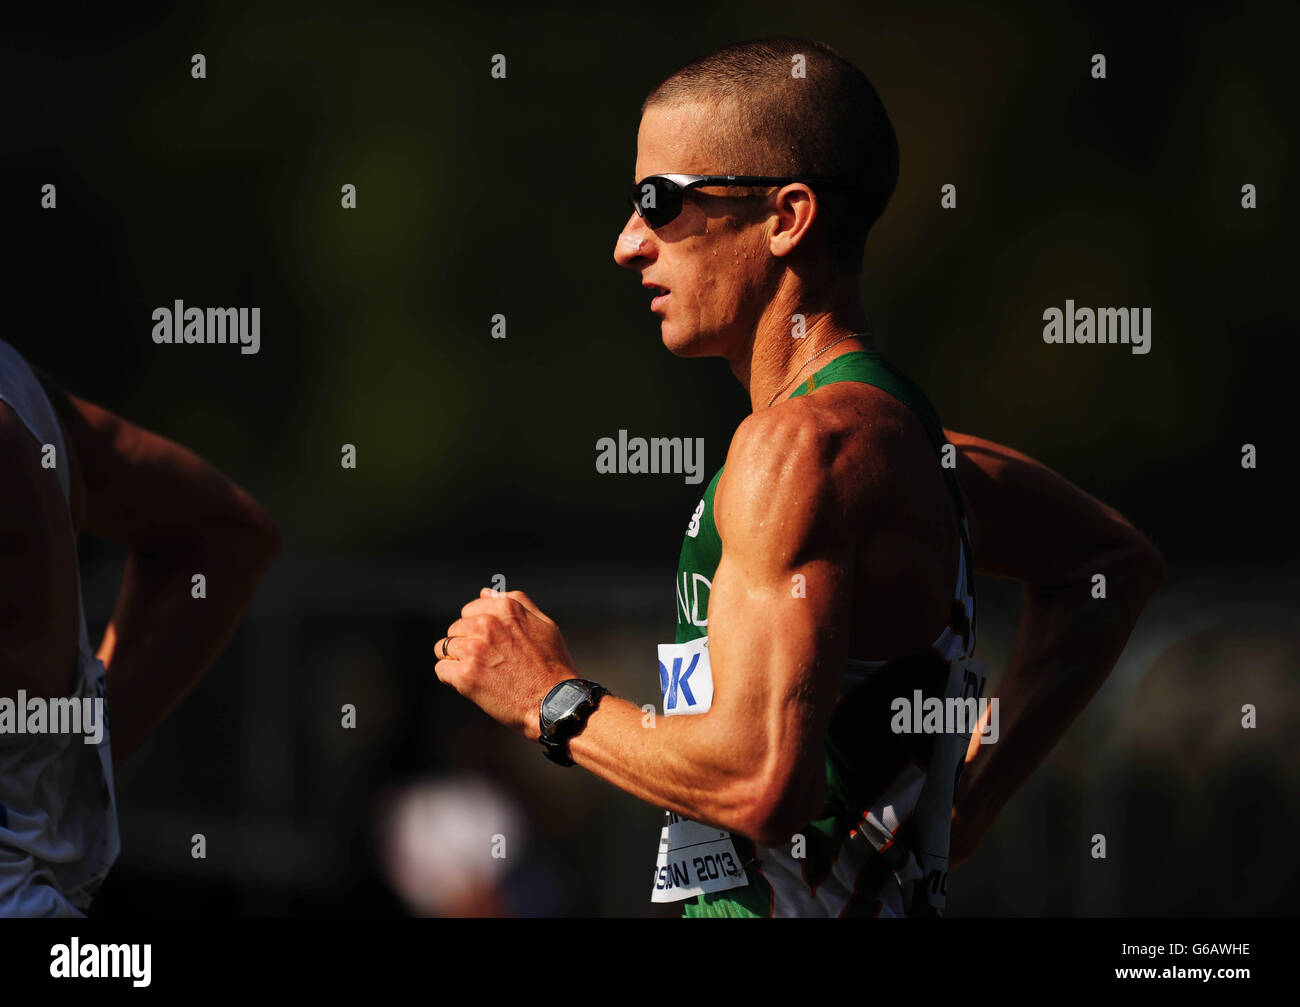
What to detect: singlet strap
<box><xmin>791</xmin><ymin>350</ymin><xmax>966</xmax><ymax>523</ymax></box>
<box><xmin>790</xmin><ymin>349</ymin><xmax>976</xmax><ymax>610</ymax></box>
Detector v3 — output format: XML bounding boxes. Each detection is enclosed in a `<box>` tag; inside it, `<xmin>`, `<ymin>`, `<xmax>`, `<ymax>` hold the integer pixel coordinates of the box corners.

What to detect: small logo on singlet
<box><xmin>686</xmin><ymin>498</ymin><xmax>705</xmax><ymax>538</ymax></box>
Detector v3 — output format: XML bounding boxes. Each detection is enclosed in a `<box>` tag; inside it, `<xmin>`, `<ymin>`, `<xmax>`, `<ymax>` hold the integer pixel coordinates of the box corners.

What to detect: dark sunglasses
<box><xmin>627</xmin><ymin>173</ymin><xmax>860</xmax><ymax>229</ymax></box>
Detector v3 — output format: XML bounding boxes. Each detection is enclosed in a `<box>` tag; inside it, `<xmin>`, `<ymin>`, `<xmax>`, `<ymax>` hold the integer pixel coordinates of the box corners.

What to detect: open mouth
<box><xmin>646</xmin><ymin>284</ymin><xmax>671</xmax><ymax>310</ymax></box>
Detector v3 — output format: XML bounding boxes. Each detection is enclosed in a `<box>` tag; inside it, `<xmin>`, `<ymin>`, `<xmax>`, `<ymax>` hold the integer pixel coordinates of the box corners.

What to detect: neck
<box><xmin>731</xmin><ymin>276</ymin><xmax>872</xmax><ymax>411</ymax></box>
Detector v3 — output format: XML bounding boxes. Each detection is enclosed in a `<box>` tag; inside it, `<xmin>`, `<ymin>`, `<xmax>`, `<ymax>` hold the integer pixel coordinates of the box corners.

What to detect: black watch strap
<box><xmin>540</xmin><ymin>680</ymin><xmax>608</xmax><ymax>767</ymax></box>
<box><xmin>540</xmin><ymin>733</ymin><xmax>576</xmax><ymax>767</ymax></box>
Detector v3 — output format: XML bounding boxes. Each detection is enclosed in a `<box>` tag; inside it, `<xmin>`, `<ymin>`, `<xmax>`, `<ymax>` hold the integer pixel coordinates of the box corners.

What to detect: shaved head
<box><xmin>643</xmin><ymin>37</ymin><xmax>899</xmax><ymax>275</ymax></box>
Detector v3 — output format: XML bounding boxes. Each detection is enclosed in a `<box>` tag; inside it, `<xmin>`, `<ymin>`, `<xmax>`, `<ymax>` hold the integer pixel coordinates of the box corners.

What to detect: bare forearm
<box><xmin>565</xmin><ymin>696</ymin><xmax>766</xmax><ymax>838</ymax></box>
<box><xmin>99</xmin><ymin>523</ymin><xmax>278</xmax><ymax>764</ymax></box>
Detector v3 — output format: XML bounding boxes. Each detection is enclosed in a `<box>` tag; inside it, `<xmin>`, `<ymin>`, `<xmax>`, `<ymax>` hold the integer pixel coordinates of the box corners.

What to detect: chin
<box><xmin>659</xmin><ymin>320</ymin><xmax>721</xmax><ymax>359</ymax></box>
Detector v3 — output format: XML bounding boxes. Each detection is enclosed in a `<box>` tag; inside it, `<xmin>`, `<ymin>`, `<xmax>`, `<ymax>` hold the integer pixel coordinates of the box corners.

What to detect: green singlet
<box><xmin>667</xmin><ymin>350</ymin><xmax>980</xmax><ymax>918</ymax></box>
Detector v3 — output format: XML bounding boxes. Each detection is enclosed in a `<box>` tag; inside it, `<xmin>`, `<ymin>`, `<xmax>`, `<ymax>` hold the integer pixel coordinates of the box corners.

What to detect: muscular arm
<box><xmin>439</xmin><ymin>418</ymin><xmax>1163</xmax><ymax>852</ymax></box>
<box><xmin>49</xmin><ymin>388</ymin><xmax>281</xmax><ymax>765</ymax></box>
<box><xmin>442</xmin><ymin>407</ymin><xmax>851</xmax><ymax>847</ymax></box>
<box><xmin>573</xmin><ymin>413</ymin><xmax>850</xmax><ymax>845</ymax></box>
<box><xmin>943</xmin><ymin>430</ymin><xmax>1166</xmax><ymax>861</ymax></box>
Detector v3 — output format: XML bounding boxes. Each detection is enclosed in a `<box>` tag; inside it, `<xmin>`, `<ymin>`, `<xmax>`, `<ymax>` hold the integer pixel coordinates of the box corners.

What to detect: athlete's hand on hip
<box><xmin>435</xmin><ymin>588</ymin><xmax>578</xmax><ymax>742</ymax></box>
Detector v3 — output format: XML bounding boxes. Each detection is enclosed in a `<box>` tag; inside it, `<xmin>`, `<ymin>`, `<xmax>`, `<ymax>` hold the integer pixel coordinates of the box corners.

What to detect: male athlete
<box><xmin>0</xmin><ymin>340</ymin><xmax>280</xmax><ymax>916</ymax></box>
<box><xmin>435</xmin><ymin>38</ymin><xmax>1165</xmax><ymax>916</ymax></box>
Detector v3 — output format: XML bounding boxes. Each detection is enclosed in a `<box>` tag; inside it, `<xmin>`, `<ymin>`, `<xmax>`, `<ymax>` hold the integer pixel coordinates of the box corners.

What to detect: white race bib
<box><xmin>657</xmin><ymin>637</ymin><xmax>713</xmax><ymax>716</ymax></box>
<box><xmin>650</xmin><ymin>637</ymin><xmax>746</xmax><ymax>902</ymax></box>
<box><xmin>650</xmin><ymin>812</ymin><xmax>747</xmax><ymax>903</ymax></box>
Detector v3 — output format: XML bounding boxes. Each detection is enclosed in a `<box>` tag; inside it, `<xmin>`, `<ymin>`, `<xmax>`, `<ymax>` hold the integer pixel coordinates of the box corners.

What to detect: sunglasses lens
<box><xmin>629</xmin><ymin>177</ymin><xmax>682</xmax><ymax>229</ymax></box>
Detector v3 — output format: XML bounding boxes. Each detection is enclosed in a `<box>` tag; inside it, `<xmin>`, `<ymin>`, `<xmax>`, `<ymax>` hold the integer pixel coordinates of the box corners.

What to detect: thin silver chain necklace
<box><xmin>765</xmin><ymin>331</ymin><xmax>869</xmax><ymax>408</ymax></box>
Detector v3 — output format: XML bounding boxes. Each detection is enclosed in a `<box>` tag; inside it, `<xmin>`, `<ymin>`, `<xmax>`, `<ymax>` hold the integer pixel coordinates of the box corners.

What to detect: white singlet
<box><xmin>0</xmin><ymin>340</ymin><xmax>120</xmax><ymax>917</ymax></box>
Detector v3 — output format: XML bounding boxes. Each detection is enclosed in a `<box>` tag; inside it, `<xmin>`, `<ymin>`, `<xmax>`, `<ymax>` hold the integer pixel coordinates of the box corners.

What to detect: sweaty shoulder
<box><xmin>732</xmin><ymin>377</ymin><xmax>928</xmax><ymax>489</ymax></box>
<box><xmin>717</xmin><ymin>380</ymin><xmax>947</xmax><ymax>553</ymax></box>
<box><xmin>714</xmin><ymin>386</ymin><xmax>888</xmax><ymax>557</ymax></box>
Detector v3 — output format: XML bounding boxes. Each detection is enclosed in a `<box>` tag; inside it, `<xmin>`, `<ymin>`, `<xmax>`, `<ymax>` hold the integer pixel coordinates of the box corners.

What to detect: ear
<box><xmin>767</xmin><ymin>184</ymin><xmax>819</xmax><ymax>260</ymax></box>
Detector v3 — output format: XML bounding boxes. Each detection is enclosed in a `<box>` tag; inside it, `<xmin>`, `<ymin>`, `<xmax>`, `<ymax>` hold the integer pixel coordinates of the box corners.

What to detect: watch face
<box><xmin>549</xmin><ymin>680</ymin><xmax>589</xmax><ymax>720</ymax></box>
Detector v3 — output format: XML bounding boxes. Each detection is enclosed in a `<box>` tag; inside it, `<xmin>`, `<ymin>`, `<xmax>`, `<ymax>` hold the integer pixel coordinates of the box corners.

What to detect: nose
<box><xmin>613</xmin><ymin>211</ymin><xmax>655</xmax><ymax>268</ymax></box>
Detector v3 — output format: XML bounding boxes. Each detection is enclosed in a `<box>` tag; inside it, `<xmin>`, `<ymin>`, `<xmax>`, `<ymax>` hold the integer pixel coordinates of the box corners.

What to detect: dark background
<box><xmin>3</xmin><ymin>1</ymin><xmax>1297</xmax><ymax>915</ymax></box>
